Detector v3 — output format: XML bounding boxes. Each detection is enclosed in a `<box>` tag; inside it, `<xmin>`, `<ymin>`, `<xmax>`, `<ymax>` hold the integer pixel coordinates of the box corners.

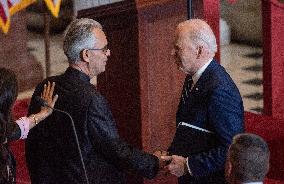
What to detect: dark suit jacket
<box><xmin>25</xmin><ymin>67</ymin><xmax>159</xmax><ymax>184</ymax></box>
<box><xmin>168</xmin><ymin>60</ymin><xmax>244</xmax><ymax>184</ymax></box>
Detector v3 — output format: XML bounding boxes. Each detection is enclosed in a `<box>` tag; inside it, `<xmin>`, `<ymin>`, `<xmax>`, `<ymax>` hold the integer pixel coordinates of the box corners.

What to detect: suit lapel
<box><xmin>191</xmin><ymin>60</ymin><xmax>217</xmax><ymax>95</ymax></box>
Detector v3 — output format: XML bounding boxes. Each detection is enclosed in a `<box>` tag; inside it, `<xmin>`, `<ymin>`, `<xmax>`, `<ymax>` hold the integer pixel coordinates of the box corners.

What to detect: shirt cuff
<box><xmin>186</xmin><ymin>157</ymin><xmax>192</xmax><ymax>175</ymax></box>
<box><xmin>16</xmin><ymin>117</ymin><xmax>30</xmax><ymax>139</ymax></box>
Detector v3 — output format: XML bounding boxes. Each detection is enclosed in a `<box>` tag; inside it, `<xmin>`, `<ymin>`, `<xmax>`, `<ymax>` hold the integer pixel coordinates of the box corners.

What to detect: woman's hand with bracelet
<box><xmin>27</xmin><ymin>82</ymin><xmax>58</xmax><ymax>129</ymax></box>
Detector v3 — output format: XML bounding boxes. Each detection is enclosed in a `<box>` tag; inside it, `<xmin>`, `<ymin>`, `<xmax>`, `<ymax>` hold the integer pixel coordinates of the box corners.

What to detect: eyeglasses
<box><xmin>86</xmin><ymin>45</ymin><xmax>109</xmax><ymax>54</ymax></box>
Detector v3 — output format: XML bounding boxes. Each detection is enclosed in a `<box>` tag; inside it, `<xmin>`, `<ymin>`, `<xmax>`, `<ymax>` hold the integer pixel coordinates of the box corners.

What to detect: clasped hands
<box><xmin>153</xmin><ymin>151</ymin><xmax>188</xmax><ymax>177</ymax></box>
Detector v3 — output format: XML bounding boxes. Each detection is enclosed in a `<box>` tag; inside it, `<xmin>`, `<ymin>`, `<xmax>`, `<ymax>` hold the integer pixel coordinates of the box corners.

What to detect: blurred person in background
<box><xmin>0</xmin><ymin>67</ymin><xmax>58</xmax><ymax>184</ymax></box>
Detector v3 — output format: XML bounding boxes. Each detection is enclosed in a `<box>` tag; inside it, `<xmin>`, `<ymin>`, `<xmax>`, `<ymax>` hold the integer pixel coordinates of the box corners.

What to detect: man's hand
<box><xmin>162</xmin><ymin>155</ymin><xmax>187</xmax><ymax>177</ymax></box>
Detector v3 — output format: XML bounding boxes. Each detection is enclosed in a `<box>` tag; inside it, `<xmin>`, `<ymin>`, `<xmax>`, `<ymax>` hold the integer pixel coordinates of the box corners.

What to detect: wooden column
<box><xmin>137</xmin><ymin>1</ymin><xmax>187</xmax><ymax>183</ymax></box>
<box><xmin>262</xmin><ymin>0</ymin><xmax>284</xmax><ymax>119</ymax></box>
<box><xmin>0</xmin><ymin>11</ymin><xmax>43</xmax><ymax>92</ymax></box>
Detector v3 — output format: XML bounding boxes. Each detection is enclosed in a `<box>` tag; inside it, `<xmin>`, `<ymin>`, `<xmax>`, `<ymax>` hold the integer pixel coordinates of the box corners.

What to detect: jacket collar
<box><xmin>190</xmin><ymin>59</ymin><xmax>218</xmax><ymax>92</ymax></box>
<box><xmin>192</xmin><ymin>59</ymin><xmax>212</xmax><ymax>86</ymax></box>
<box><xmin>64</xmin><ymin>67</ymin><xmax>91</xmax><ymax>83</ymax></box>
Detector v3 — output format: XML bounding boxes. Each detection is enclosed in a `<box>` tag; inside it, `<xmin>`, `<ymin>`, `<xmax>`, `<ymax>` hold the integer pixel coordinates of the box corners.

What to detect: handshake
<box><xmin>153</xmin><ymin>150</ymin><xmax>188</xmax><ymax>177</ymax></box>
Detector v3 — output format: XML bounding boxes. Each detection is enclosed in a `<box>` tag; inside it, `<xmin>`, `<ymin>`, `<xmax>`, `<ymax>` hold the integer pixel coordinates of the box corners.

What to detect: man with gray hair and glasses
<box><xmin>225</xmin><ymin>133</ymin><xmax>270</xmax><ymax>184</ymax></box>
<box><xmin>26</xmin><ymin>18</ymin><xmax>164</xmax><ymax>184</ymax></box>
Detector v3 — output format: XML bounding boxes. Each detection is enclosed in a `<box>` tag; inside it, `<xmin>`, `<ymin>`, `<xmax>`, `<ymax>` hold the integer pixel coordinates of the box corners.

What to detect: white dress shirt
<box><xmin>191</xmin><ymin>59</ymin><xmax>212</xmax><ymax>89</ymax></box>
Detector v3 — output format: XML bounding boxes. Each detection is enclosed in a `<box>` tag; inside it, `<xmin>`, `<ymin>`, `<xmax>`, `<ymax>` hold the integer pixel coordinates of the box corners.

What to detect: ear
<box><xmin>227</xmin><ymin>161</ymin><xmax>232</xmax><ymax>178</ymax></box>
<box><xmin>81</xmin><ymin>49</ymin><xmax>90</xmax><ymax>63</ymax></box>
<box><xmin>196</xmin><ymin>46</ymin><xmax>203</xmax><ymax>59</ymax></box>
<box><xmin>225</xmin><ymin>160</ymin><xmax>233</xmax><ymax>184</ymax></box>
<box><xmin>266</xmin><ymin>162</ymin><xmax>270</xmax><ymax>175</ymax></box>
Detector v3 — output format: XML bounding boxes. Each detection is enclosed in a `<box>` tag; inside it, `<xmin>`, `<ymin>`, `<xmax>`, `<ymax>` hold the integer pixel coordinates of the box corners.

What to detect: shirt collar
<box><xmin>243</xmin><ymin>182</ymin><xmax>263</xmax><ymax>184</ymax></box>
<box><xmin>192</xmin><ymin>59</ymin><xmax>212</xmax><ymax>85</ymax></box>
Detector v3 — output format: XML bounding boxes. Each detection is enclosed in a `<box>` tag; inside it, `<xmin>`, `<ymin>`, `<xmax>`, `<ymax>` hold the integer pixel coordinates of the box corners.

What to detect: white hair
<box><xmin>178</xmin><ymin>19</ymin><xmax>217</xmax><ymax>53</ymax></box>
<box><xmin>63</xmin><ymin>18</ymin><xmax>103</xmax><ymax>64</ymax></box>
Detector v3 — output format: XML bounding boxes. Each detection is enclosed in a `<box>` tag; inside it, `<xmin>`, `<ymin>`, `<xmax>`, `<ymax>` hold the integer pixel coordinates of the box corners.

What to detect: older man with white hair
<box><xmin>162</xmin><ymin>19</ymin><xmax>244</xmax><ymax>184</ymax></box>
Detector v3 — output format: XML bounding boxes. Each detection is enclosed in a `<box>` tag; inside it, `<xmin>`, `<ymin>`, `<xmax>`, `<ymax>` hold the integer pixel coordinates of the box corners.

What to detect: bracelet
<box><xmin>31</xmin><ymin>114</ymin><xmax>39</xmax><ymax>125</ymax></box>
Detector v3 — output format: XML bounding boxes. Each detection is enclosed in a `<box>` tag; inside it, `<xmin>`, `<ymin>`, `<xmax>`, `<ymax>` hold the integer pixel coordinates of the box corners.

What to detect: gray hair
<box><xmin>229</xmin><ymin>133</ymin><xmax>270</xmax><ymax>182</ymax></box>
<box><xmin>63</xmin><ymin>18</ymin><xmax>103</xmax><ymax>64</ymax></box>
<box><xmin>178</xmin><ymin>19</ymin><xmax>217</xmax><ymax>53</ymax></box>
